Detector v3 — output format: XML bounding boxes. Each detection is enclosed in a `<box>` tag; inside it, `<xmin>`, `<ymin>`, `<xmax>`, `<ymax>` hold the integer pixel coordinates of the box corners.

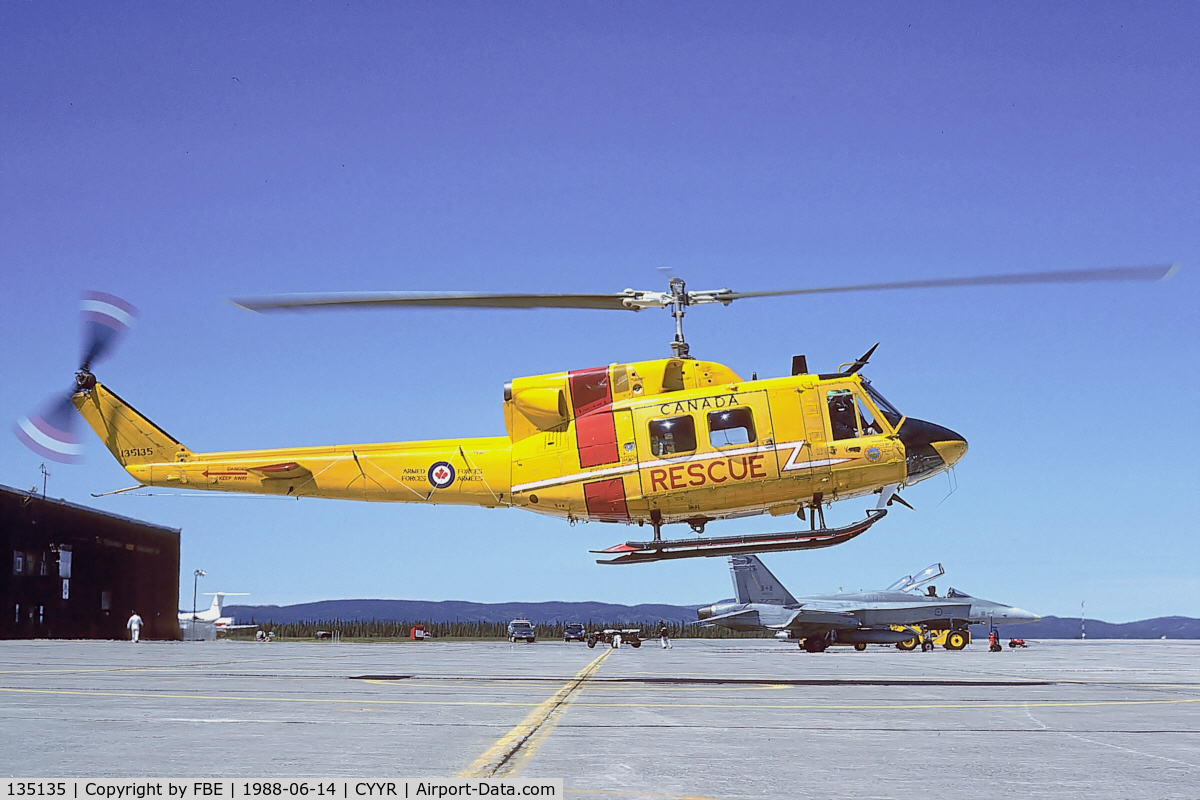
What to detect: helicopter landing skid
<box><xmin>593</xmin><ymin>509</ymin><xmax>887</xmax><ymax>565</ymax></box>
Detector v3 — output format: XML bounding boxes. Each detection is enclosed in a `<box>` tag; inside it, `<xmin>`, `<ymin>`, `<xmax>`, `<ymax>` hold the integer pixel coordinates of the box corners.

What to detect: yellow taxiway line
<box><xmin>456</xmin><ymin>649</ymin><xmax>610</xmax><ymax>780</ymax></box>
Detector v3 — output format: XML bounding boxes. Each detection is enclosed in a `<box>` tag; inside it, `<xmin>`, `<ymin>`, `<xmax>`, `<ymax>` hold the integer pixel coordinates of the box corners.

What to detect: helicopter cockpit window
<box><xmin>827</xmin><ymin>390</ymin><xmax>859</xmax><ymax>441</ymax></box>
<box><xmin>708</xmin><ymin>407</ymin><xmax>756</xmax><ymax>447</ymax></box>
<box><xmin>855</xmin><ymin>397</ymin><xmax>883</xmax><ymax>435</ymax></box>
<box><xmin>649</xmin><ymin>416</ymin><xmax>697</xmax><ymax>457</ymax></box>
<box><xmin>862</xmin><ymin>379</ymin><xmax>903</xmax><ymax>427</ymax></box>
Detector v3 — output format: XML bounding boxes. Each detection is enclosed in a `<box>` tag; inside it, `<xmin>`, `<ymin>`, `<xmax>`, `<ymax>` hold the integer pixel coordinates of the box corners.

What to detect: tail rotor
<box><xmin>13</xmin><ymin>291</ymin><xmax>137</xmax><ymax>464</ymax></box>
<box><xmin>13</xmin><ymin>391</ymin><xmax>85</xmax><ymax>464</ymax></box>
<box><xmin>80</xmin><ymin>291</ymin><xmax>137</xmax><ymax>372</ymax></box>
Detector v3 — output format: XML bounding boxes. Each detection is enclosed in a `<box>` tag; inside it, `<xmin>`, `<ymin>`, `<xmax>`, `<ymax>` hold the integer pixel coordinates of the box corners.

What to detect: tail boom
<box><xmin>74</xmin><ymin>382</ymin><xmax>513</xmax><ymax>506</ymax></box>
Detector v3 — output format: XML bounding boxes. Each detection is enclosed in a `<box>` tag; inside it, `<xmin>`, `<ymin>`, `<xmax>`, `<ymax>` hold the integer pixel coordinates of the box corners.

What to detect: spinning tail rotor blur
<box><xmin>13</xmin><ymin>292</ymin><xmax>137</xmax><ymax>464</ymax></box>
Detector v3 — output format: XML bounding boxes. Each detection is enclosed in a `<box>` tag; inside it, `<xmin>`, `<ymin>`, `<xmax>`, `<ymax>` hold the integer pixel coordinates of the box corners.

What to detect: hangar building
<box><xmin>1</xmin><ymin>483</ymin><xmax>180</xmax><ymax>640</ymax></box>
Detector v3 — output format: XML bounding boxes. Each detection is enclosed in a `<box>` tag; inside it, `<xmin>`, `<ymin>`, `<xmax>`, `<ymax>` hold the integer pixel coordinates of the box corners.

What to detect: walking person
<box><xmin>126</xmin><ymin>610</ymin><xmax>144</xmax><ymax>643</ymax></box>
<box><xmin>658</xmin><ymin>620</ymin><xmax>672</xmax><ymax>649</ymax></box>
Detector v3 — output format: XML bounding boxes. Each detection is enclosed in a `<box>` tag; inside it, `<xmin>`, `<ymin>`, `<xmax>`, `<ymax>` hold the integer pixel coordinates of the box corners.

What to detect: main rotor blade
<box><xmin>233</xmin><ymin>263</ymin><xmax>1179</xmax><ymax>314</ymax></box>
<box><xmin>231</xmin><ymin>292</ymin><xmax>643</xmax><ymax>312</ymax></box>
<box><xmin>722</xmin><ymin>263</ymin><xmax>1179</xmax><ymax>302</ymax></box>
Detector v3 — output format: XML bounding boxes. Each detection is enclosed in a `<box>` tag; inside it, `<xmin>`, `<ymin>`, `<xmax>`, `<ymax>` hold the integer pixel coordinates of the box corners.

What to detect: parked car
<box><xmin>563</xmin><ymin>622</ymin><xmax>586</xmax><ymax>642</ymax></box>
<box><xmin>507</xmin><ymin>619</ymin><xmax>536</xmax><ymax>643</ymax></box>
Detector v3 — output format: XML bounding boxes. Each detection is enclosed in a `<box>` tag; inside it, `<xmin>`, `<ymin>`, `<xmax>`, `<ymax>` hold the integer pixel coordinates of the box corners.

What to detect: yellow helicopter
<box><xmin>17</xmin><ymin>265</ymin><xmax>1175</xmax><ymax>564</ymax></box>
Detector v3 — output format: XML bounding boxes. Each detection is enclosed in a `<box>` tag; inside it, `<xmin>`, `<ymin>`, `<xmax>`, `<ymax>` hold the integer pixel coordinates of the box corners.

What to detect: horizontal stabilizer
<box><xmin>247</xmin><ymin>462</ymin><xmax>313</xmax><ymax>480</ymax></box>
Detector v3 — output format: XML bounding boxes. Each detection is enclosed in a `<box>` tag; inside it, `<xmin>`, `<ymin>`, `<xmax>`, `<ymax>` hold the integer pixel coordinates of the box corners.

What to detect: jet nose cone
<box><xmin>1006</xmin><ymin>607</ymin><xmax>1040</xmax><ymax>623</ymax></box>
<box><xmin>899</xmin><ymin>418</ymin><xmax>968</xmax><ymax>482</ymax></box>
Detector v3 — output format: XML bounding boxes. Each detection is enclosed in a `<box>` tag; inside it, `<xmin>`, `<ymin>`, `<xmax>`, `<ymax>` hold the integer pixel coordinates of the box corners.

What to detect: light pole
<box><xmin>192</xmin><ymin>569</ymin><xmax>206</xmax><ymax>640</ymax></box>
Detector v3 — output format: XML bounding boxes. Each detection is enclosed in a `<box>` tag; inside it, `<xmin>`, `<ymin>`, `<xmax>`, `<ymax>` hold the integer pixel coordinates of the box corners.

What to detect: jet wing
<box><xmin>854</xmin><ymin>600</ymin><xmax>972</xmax><ymax>627</ymax></box>
<box><xmin>779</xmin><ymin>597</ymin><xmax>972</xmax><ymax>629</ymax></box>
<box><xmin>775</xmin><ymin>606</ymin><xmax>862</xmax><ymax>630</ymax></box>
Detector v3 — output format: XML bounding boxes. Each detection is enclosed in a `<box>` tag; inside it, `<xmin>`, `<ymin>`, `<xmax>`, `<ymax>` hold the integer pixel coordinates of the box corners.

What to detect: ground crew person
<box><xmin>659</xmin><ymin>621</ymin><xmax>672</xmax><ymax>649</ymax></box>
<box><xmin>126</xmin><ymin>611</ymin><xmax>144</xmax><ymax>643</ymax></box>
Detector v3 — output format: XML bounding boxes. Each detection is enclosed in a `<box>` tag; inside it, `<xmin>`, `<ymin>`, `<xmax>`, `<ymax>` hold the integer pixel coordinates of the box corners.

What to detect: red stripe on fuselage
<box><xmin>570</xmin><ymin>366</ymin><xmax>619</xmax><ymax>468</ymax></box>
<box><xmin>584</xmin><ymin>477</ymin><xmax>630</xmax><ymax>522</ymax></box>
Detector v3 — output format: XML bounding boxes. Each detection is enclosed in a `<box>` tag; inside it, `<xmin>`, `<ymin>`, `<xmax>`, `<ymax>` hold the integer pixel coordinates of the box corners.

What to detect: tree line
<box><xmin>234</xmin><ymin>618</ymin><xmax>770</xmax><ymax>641</ymax></box>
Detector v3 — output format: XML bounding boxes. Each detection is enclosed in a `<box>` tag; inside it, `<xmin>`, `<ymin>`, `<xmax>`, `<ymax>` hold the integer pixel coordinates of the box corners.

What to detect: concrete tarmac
<box><xmin>1</xmin><ymin>638</ymin><xmax>1197</xmax><ymax>799</ymax></box>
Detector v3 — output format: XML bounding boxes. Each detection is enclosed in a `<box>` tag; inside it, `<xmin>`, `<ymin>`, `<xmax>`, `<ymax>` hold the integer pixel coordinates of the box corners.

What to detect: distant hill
<box><xmin>977</xmin><ymin>615</ymin><xmax>1200</xmax><ymax>639</ymax></box>
<box><xmin>224</xmin><ymin>601</ymin><xmax>1200</xmax><ymax>638</ymax></box>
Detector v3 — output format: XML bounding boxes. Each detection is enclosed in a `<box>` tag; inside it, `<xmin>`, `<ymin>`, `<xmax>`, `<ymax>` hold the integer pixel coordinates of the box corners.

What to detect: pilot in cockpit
<box><xmin>828</xmin><ymin>393</ymin><xmax>858</xmax><ymax>440</ymax></box>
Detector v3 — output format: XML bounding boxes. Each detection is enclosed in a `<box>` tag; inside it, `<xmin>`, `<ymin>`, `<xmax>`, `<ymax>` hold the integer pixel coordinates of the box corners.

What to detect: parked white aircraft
<box><xmin>179</xmin><ymin>593</ymin><xmax>254</xmax><ymax>635</ymax></box>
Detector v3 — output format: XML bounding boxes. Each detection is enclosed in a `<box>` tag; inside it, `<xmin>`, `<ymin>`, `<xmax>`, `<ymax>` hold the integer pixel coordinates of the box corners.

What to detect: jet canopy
<box><xmin>886</xmin><ymin>563</ymin><xmax>945</xmax><ymax>593</ymax></box>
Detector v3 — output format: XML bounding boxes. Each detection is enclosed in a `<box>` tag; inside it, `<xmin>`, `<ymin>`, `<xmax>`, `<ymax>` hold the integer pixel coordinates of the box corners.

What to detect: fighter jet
<box><xmin>697</xmin><ymin>556</ymin><xmax>1039</xmax><ymax>652</ymax></box>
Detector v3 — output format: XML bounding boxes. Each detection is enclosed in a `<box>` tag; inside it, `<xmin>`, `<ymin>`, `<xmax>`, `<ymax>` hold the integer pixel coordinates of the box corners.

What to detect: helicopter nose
<box><xmin>932</xmin><ymin>438</ymin><xmax>968</xmax><ymax>469</ymax></box>
<box><xmin>899</xmin><ymin>418</ymin><xmax>968</xmax><ymax>482</ymax></box>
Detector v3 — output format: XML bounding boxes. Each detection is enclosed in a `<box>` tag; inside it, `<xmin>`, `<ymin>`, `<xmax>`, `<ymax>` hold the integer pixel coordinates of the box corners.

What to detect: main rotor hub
<box><xmin>667</xmin><ymin>277</ymin><xmax>692</xmax><ymax>359</ymax></box>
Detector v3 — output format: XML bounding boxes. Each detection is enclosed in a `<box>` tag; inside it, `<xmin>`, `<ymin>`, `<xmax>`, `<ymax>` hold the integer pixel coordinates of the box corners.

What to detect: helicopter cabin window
<box><xmin>862</xmin><ymin>379</ymin><xmax>903</xmax><ymax>427</ymax></box>
<box><xmin>855</xmin><ymin>397</ymin><xmax>883</xmax><ymax>435</ymax></box>
<box><xmin>827</xmin><ymin>390</ymin><xmax>859</xmax><ymax>440</ymax></box>
<box><xmin>708</xmin><ymin>407</ymin><xmax>756</xmax><ymax>447</ymax></box>
<box><xmin>649</xmin><ymin>416</ymin><xmax>697</xmax><ymax>456</ymax></box>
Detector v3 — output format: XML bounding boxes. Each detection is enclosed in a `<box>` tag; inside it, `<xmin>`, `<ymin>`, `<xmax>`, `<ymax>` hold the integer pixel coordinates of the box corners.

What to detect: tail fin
<box><xmin>202</xmin><ymin>592</ymin><xmax>248</xmax><ymax>620</ymax></box>
<box><xmin>72</xmin><ymin>382</ymin><xmax>192</xmax><ymax>466</ymax></box>
<box><xmin>729</xmin><ymin>555</ymin><xmax>798</xmax><ymax>606</ymax></box>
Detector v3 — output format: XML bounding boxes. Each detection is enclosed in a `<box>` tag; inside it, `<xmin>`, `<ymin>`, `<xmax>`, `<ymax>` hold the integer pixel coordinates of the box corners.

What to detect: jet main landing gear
<box><xmin>944</xmin><ymin>629</ymin><xmax>969</xmax><ymax>651</ymax></box>
<box><xmin>801</xmin><ymin>635</ymin><xmax>832</xmax><ymax>652</ymax></box>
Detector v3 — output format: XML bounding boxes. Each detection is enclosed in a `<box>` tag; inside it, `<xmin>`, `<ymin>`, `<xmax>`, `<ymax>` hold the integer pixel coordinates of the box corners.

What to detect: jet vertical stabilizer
<box><xmin>730</xmin><ymin>555</ymin><xmax>798</xmax><ymax>606</ymax></box>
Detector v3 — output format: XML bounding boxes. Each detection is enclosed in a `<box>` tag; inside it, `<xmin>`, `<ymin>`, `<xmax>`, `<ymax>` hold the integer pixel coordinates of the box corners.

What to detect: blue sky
<box><xmin>2</xmin><ymin>3</ymin><xmax>1197</xmax><ymax>622</ymax></box>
